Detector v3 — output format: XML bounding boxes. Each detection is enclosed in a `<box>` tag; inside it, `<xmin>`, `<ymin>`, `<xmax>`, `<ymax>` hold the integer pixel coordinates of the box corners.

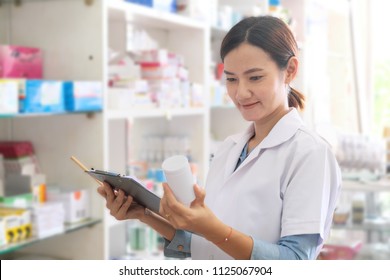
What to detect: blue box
<box><xmin>126</xmin><ymin>0</ymin><xmax>177</xmax><ymax>13</ymax></box>
<box><xmin>21</xmin><ymin>80</ymin><xmax>69</xmax><ymax>113</ymax></box>
<box><xmin>125</xmin><ymin>0</ymin><xmax>153</xmax><ymax>8</ymax></box>
<box><xmin>153</xmin><ymin>0</ymin><xmax>176</xmax><ymax>13</ymax></box>
<box><xmin>65</xmin><ymin>81</ymin><xmax>103</xmax><ymax>112</ymax></box>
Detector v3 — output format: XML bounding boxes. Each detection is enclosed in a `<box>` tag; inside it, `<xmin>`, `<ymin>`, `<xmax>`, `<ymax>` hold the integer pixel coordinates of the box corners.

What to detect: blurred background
<box><xmin>0</xmin><ymin>0</ymin><xmax>389</xmax><ymax>260</ymax></box>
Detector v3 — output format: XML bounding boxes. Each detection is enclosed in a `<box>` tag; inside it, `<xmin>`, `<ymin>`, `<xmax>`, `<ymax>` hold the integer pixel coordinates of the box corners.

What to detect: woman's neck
<box><xmin>248</xmin><ymin>106</ymin><xmax>290</xmax><ymax>152</ymax></box>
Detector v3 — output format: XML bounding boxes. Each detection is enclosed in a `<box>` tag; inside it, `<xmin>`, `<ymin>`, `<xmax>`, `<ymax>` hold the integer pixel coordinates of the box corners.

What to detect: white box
<box><xmin>0</xmin><ymin>79</ymin><xmax>19</xmax><ymax>114</ymax></box>
<box><xmin>47</xmin><ymin>188</ymin><xmax>90</xmax><ymax>223</ymax></box>
<box><xmin>0</xmin><ymin>218</ymin><xmax>6</xmax><ymax>246</ymax></box>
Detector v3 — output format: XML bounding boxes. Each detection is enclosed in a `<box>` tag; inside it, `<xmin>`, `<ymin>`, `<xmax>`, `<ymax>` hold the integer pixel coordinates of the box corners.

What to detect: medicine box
<box><xmin>65</xmin><ymin>81</ymin><xmax>103</xmax><ymax>112</ymax></box>
<box><xmin>31</xmin><ymin>201</ymin><xmax>65</xmax><ymax>238</ymax></box>
<box><xmin>0</xmin><ymin>207</ymin><xmax>32</xmax><ymax>244</ymax></box>
<box><xmin>0</xmin><ymin>45</ymin><xmax>43</xmax><ymax>79</ymax></box>
<box><xmin>153</xmin><ymin>0</ymin><xmax>177</xmax><ymax>13</ymax></box>
<box><xmin>0</xmin><ymin>141</ymin><xmax>35</xmax><ymax>159</ymax></box>
<box><xmin>20</xmin><ymin>80</ymin><xmax>70</xmax><ymax>113</ymax></box>
<box><xmin>47</xmin><ymin>188</ymin><xmax>90</xmax><ymax>223</ymax></box>
<box><xmin>0</xmin><ymin>193</ymin><xmax>34</xmax><ymax>208</ymax></box>
<box><xmin>125</xmin><ymin>1</ymin><xmax>176</xmax><ymax>13</ymax></box>
<box><xmin>320</xmin><ymin>239</ymin><xmax>363</xmax><ymax>260</ymax></box>
<box><xmin>125</xmin><ymin>0</ymin><xmax>153</xmax><ymax>8</ymax></box>
<box><xmin>0</xmin><ymin>79</ymin><xmax>19</xmax><ymax>115</ymax></box>
<box><xmin>0</xmin><ymin>218</ymin><xmax>6</xmax><ymax>247</ymax></box>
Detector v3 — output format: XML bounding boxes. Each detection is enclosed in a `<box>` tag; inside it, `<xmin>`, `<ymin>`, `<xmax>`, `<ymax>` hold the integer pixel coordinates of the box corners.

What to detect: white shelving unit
<box><xmin>329</xmin><ymin>178</ymin><xmax>390</xmax><ymax>259</ymax></box>
<box><xmin>0</xmin><ymin>0</ymin><xmax>106</xmax><ymax>260</ymax></box>
<box><xmin>104</xmin><ymin>0</ymin><xmax>210</xmax><ymax>259</ymax></box>
<box><xmin>0</xmin><ymin>0</ymin><xmax>210</xmax><ymax>260</ymax></box>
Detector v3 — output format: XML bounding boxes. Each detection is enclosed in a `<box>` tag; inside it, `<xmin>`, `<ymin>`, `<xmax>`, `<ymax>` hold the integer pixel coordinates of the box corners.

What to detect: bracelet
<box><xmin>215</xmin><ymin>226</ymin><xmax>233</xmax><ymax>245</ymax></box>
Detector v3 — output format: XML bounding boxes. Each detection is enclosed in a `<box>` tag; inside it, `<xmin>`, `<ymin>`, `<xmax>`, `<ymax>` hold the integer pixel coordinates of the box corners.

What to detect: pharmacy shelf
<box><xmin>104</xmin><ymin>0</ymin><xmax>210</xmax><ymax>260</ymax></box>
<box><xmin>332</xmin><ymin>218</ymin><xmax>390</xmax><ymax>232</ymax></box>
<box><xmin>107</xmin><ymin>0</ymin><xmax>207</xmax><ymax>31</ymax></box>
<box><xmin>0</xmin><ymin>217</ymin><xmax>101</xmax><ymax>255</ymax></box>
<box><xmin>342</xmin><ymin>178</ymin><xmax>390</xmax><ymax>192</ymax></box>
<box><xmin>105</xmin><ymin>107</ymin><xmax>206</xmax><ymax>120</ymax></box>
<box><xmin>0</xmin><ymin>111</ymin><xmax>101</xmax><ymax>119</ymax></box>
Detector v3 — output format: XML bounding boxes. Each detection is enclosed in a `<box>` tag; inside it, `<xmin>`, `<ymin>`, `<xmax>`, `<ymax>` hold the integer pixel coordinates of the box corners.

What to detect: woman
<box><xmin>98</xmin><ymin>16</ymin><xmax>341</xmax><ymax>260</ymax></box>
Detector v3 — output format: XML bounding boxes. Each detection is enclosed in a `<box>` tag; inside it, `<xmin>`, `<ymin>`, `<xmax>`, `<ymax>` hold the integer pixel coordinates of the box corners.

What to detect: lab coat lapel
<box><xmin>227</xmin><ymin>108</ymin><xmax>303</xmax><ymax>174</ymax></box>
<box><xmin>233</xmin><ymin>145</ymin><xmax>262</xmax><ymax>173</ymax></box>
<box><xmin>223</xmin><ymin>138</ymin><xmax>247</xmax><ymax>180</ymax></box>
<box><xmin>223</xmin><ymin>125</ymin><xmax>254</xmax><ymax>181</ymax></box>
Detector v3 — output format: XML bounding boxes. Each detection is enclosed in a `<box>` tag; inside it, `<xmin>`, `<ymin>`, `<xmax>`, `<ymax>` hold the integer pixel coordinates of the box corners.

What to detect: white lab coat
<box><xmin>191</xmin><ymin>108</ymin><xmax>341</xmax><ymax>260</ymax></box>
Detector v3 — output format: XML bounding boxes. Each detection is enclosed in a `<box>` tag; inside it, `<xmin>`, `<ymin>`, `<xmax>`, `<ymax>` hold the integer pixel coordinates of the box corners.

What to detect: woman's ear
<box><xmin>285</xmin><ymin>56</ymin><xmax>298</xmax><ymax>84</ymax></box>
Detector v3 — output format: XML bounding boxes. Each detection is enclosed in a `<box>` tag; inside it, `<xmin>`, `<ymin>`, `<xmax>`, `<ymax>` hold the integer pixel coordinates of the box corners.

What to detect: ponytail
<box><xmin>288</xmin><ymin>87</ymin><xmax>305</xmax><ymax>110</ymax></box>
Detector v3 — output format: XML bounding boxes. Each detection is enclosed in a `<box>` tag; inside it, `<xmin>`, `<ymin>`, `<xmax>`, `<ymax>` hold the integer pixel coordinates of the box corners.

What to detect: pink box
<box><xmin>0</xmin><ymin>45</ymin><xmax>43</xmax><ymax>78</ymax></box>
<box><xmin>320</xmin><ymin>240</ymin><xmax>363</xmax><ymax>260</ymax></box>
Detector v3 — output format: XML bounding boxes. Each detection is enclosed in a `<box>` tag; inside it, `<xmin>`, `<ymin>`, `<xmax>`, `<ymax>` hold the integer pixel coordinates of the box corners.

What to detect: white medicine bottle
<box><xmin>162</xmin><ymin>155</ymin><xmax>195</xmax><ymax>207</ymax></box>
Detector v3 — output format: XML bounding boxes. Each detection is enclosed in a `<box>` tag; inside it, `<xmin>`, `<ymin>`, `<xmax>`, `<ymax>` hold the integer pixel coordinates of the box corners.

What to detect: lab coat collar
<box><xmin>229</xmin><ymin>107</ymin><xmax>303</xmax><ymax>149</ymax></box>
<box><xmin>258</xmin><ymin>107</ymin><xmax>304</xmax><ymax>149</ymax></box>
<box><xmin>226</xmin><ymin>108</ymin><xmax>304</xmax><ymax>175</ymax></box>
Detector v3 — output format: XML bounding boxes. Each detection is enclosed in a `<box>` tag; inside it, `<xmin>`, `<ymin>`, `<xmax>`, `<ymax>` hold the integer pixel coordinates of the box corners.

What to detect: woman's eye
<box><xmin>250</xmin><ymin>76</ymin><xmax>263</xmax><ymax>81</ymax></box>
<box><xmin>226</xmin><ymin>77</ymin><xmax>237</xmax><ymax>82</ymax></box>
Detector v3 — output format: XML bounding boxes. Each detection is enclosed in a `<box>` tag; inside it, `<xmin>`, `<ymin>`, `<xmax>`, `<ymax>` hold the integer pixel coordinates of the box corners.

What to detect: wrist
<box><xmin>204</xmin><ymin>220</ymin><xmax>232</xmax><ymax>245</ymax></box>
<box><xmin>138</xmin><ymin>208</ymin><xmax>151</xmax><ymax>223</ymax></box>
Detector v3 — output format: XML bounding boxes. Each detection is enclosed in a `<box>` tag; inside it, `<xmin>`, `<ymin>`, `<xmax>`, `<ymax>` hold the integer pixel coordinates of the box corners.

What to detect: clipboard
<box><xmin>86</xmin><ymin>169</ymin><xmax>161</xmax><ymax>214</ymax></box>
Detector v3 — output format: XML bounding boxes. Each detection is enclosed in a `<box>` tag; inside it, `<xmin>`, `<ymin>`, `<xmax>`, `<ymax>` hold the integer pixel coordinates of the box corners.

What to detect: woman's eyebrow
<box><xmin>224</xmin><ymin>68</ymin><xmax>264</xmax><ymax>75</ymax></box>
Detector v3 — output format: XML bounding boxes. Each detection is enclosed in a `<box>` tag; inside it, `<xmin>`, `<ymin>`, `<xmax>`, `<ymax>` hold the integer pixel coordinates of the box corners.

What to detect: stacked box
<box><xmin>0</xmin><ymin>45</ymin><xmax>43</xmax><ymax>79</ymax></box>
<box><xmin>65</xmin><ymin>81</ymin><xmax>103</xmax><ymax>112</ymax></box>
<box><xmin>0</xmin><ymin>207</ymin><xmax>32</xmax><ymax>244</ymax></box>
<box><xmin>0</xmin><ymin>141</ymin><xmax>46</xmax><ymax>200</ymax></box>
<box><xmin>0</xmin><ymin>79</ymin><xmax>19</xmax><ymax>115</ymax></box>
<box><xmin>31</xmin><ymin>202</ymin><xmax>65</xmax><ymax>238</ymax></box>
<box><xmin>47</xmin><ymin>188</ymin><xmax>90</xmax><ymax>224</ymax></box>
<box><xmin>20</xmin><ymin>80</ymin><xmax>70</xmax><ymax>113</ymax></box>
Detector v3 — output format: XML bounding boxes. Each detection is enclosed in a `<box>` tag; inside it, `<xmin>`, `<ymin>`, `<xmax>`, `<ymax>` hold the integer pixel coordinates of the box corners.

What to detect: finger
<box><xmin>159</xmin><ymin>193</ymin><xmax>168</xmax><ymax>217</ymax></box>
<box><xmin>109</xmin><ymin>188</ymin><xmax>126</xmax><ymax>215</ymax></box>
<box><xmin>159</xmin><ymin>183</ymin><xmax>174</xmax><ymax>216</ymax></box>
<box><xmin>162</xmin><ymin>183</ymin><xmax>189</xmax><ymax>214</ymax></box>
<box><xmin>97</xmin><ymin>185</ymin><xmax>106</xmax><ymax>198</ymax></box>
<box><xmin>162</xmin><ymin>183</ymin><xmax>179</xmax><ymax>206</ymax></box>
<box><xmin>190</xmin><ymin>184</ymin><xmax>205</xmax><ymax>208</ymax></box>
<box><xmin>115</xmin><ymin>195</ymin><xmax>134</xmax><ymax>220</ymax></box>
<box><xmin>103</xmin><ymin>182</ymin><xmax>116</xmax><ymax>204</ymax></box>
<box><xmin>193</xmin><ymin>184</ymin><xmax>205</xmax><ymax>204</ymax></box>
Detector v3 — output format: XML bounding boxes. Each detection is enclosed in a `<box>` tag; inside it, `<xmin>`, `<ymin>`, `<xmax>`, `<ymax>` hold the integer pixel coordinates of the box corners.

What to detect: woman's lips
<box><xmin>241</xmin><ymin>102</ymin><xmax>259</xmax><ymax>109</ymax></box>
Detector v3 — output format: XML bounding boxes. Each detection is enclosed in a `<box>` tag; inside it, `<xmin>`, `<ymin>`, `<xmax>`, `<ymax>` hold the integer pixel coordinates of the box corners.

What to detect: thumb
<box><xmin>191</xmin><ymin>184</ymin><xmax>205</xmax><ymax>206</ymax></box>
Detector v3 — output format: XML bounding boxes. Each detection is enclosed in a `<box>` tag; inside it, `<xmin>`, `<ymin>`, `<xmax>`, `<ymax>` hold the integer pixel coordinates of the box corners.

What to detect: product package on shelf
<box><xmin>47</xmin><ymin>187</ymin><xmax>90</xmax><ymax>224</ymax></box>
<box><xmin>0</xmin><ymin>193</ymin><xmax>34</xmax><ymax>208</ymax></box>
<box><xmin>319</xmin><ymin>238</ymin><xmax>363</xmax><ymax>260</ymax></box>
<box><xmin>125</xmin><ymin>0</ymin><xmax>177</xmax><ymax>13</ymax></box>
<box><xmin>0</xmin><ymin>155</ymin><xmax>3</xmax><ymax>196</ymax></box>
<box><xmin>136</xmin><ymin>49</ymin><xmax>198</xmax><ymax>109</ymax></box>
<box><xmin>19</xmin><ymin>80</ymin><xmax>71</xmax><ymax>113</ymax></box>
<box><xmin>0</xmin><ymin>79</ymin><xmax>19</xmax><ymax>115</ymax></box>
<box><xmin>0</xmin><ymin>206</ymin><xmax>32</xmax><ymax>244</ymax></box>
<box><xmin>0</xmin><ymin>141</ymin><xmax>46</xmax><ymax>201</ymax></box>
<box><xmin>65</xmin><ymin>81</ymin><xmax>103</xmax><ymax>112</ymax></box>
<box><xmin>30</xmin><ymin>201</ymin><xmax>65</xmax><ymax>238</ymax></box>
<box><xmin>125</xmin><ymin>0</ymin><xmax>153</xmax><ymax>8</ymax></box>
<box><xmin>0</xmin><ymin>218</ymin><xmax>6</xmax><ymax>247</ymax></box>
<box><xmin>0</xmin><ymin>45</ymin><xmax>43</xmax><ymax>79</ymax></box>
<box><xmin>176</xmin><ymin>0</ymin><xmax>211</xmax><ymax>22</ymax></box>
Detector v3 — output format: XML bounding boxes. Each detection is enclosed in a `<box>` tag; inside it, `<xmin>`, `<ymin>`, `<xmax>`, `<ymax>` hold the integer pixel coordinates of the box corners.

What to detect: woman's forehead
<box><xmin>223</xmin><ymin>44</ymin><xmax>275</xmax><ymax>73</ymax></box>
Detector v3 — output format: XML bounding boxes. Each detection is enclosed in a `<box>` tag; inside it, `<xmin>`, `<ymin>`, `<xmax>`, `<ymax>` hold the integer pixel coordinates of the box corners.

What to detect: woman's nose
<box><xmin>236</xmin><ymin>81</ymin><xmax>251</xmax><ymax>99</ymax></box>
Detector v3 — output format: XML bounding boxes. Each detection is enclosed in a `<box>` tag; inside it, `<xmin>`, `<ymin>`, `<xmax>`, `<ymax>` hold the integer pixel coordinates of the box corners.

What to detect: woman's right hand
<box><xmin>97</xmin><ymin>182</ymin><xmax>145</xmax><ymax>221</ymax></box>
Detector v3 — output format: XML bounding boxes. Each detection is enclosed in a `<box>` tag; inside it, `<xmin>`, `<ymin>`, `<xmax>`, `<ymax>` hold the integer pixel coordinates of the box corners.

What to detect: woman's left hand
<box><xmin>159</xmin><ymin>183</ymin><xmax>219</xmax><ymax>236</ymax></box>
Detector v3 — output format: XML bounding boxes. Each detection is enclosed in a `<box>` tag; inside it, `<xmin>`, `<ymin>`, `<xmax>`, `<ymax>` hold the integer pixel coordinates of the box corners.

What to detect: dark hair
<box><xmin>220</xmin><ymin>16</ymin><xmax>305</xmax><ymax>110</ymax></box>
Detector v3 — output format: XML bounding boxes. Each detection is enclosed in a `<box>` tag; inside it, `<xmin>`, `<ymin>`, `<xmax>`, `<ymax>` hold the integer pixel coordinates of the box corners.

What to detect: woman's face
<box><xmin>223</xmin><ymin>43</ymin><xmax>290</xmax><ymax>123</ymax></box>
